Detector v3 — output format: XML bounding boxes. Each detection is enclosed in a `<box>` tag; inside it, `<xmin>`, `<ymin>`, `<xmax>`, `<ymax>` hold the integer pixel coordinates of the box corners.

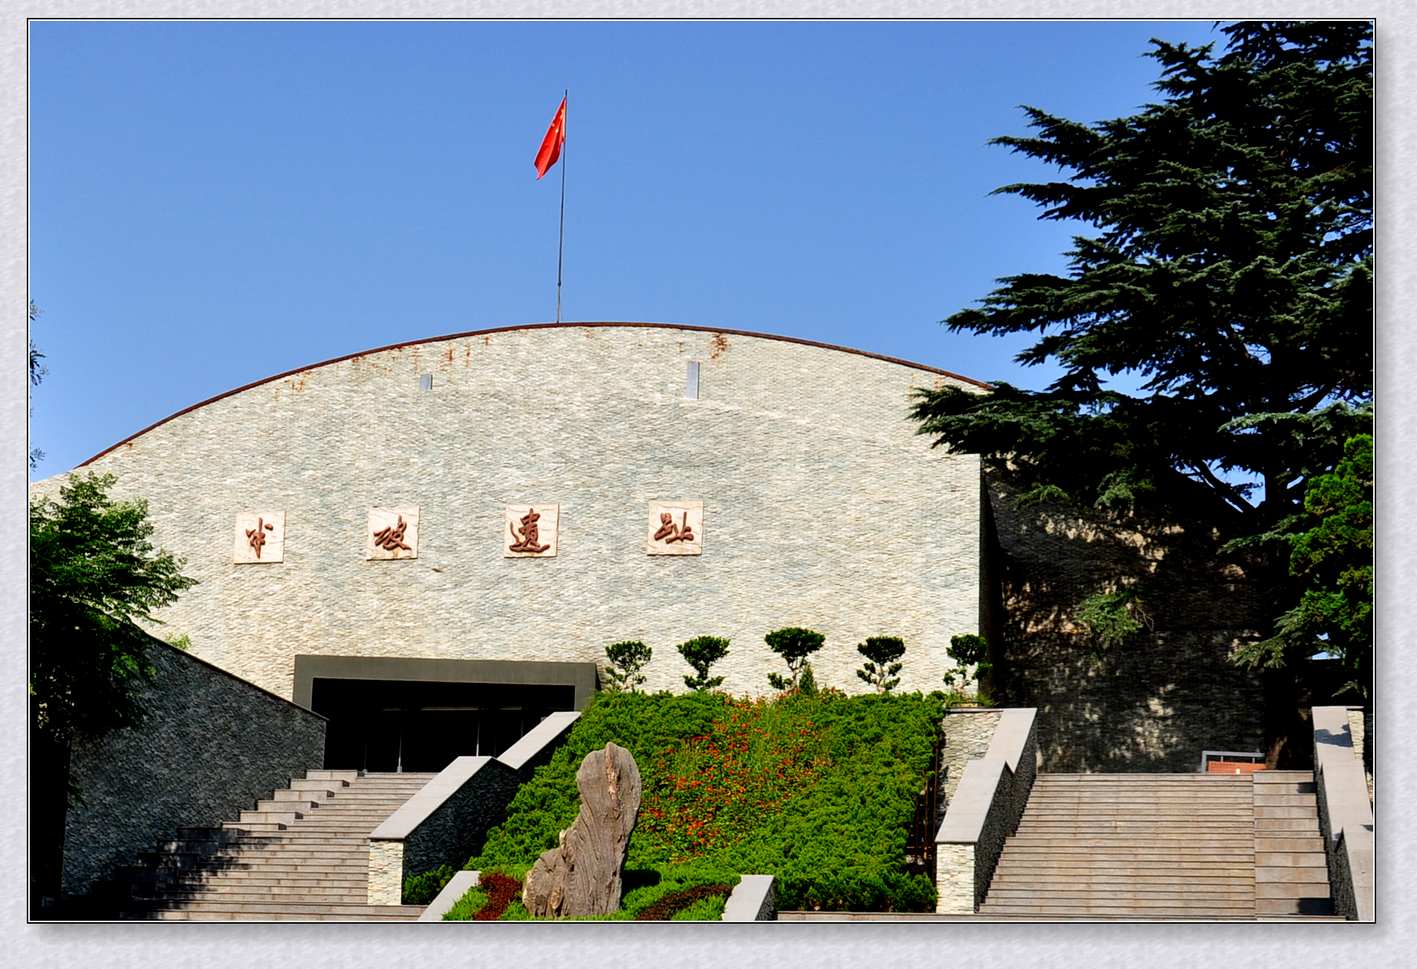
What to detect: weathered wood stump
<box><xmin>523</xmin><ymin>742</ymin><xmax>642</xmax><ymax>917</ymax></box>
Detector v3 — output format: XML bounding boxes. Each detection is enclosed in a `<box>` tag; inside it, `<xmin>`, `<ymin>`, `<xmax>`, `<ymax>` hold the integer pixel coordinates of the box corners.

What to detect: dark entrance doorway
<box><xmin>309</xmin><ymin>678</ymin><xmax>575</xmax><ymax>773</ymax></box>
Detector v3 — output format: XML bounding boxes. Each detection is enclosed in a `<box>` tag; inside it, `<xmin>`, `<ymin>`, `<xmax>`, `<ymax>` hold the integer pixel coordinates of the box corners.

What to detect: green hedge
<box><xmin>467</xmin><ymin>690</ymin><xmax>938</xmax><ymax>913</ymax></box>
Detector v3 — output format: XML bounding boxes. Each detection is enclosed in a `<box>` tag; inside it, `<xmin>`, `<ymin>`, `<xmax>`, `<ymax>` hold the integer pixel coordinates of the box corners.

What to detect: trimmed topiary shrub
<box><xmin>603</xmin><ymin>639</ymin><xmax>652</xmax><ymax>693</ymax></box>
<box><xmin>764</xmin><ymin>627</ymin><xmax>825</xmax><ymax>691</ymax></box>
<box><xmin>943</xmin><ymin>633</ymin><xmax>991</xmax><ymax>697</ymax></box>
<box><xmin>677</xmin><ymin>636</ymin><xmax>729</xmax><ymax>691</ymax></box>
<box><xmin>856</xmin><ymin>636</ymin><xmax>905</xmax><ymax>693</ymax></box>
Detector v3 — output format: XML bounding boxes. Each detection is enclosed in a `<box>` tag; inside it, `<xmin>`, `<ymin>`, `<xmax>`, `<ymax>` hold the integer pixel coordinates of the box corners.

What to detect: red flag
<box><xmin>534</xmin><ymin>96</ymin><xmax>566</xmax><ymax>179</ymax></box>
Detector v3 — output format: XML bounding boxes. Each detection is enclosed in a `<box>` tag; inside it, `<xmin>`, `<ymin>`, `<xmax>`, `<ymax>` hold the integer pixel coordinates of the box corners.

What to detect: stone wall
<box><xmin>34</xmin><ymin>324</ymin><xmax>985</xmax><ymax>700</ymax></box>
<box><xmin>400</xmin><ymin>760</ymin><xmax>524</xmax><ymax>879</ymax></box>
<box><xmin>1344</xmin><ymin>706</ymin><xmax>1374</xmax><ymax>803</ymax></box>
<box><xmin>986</xmin><ymin>476</ymin><xmax>1266</xmax><ymax>771</ymax></box>
<box><xmin>939</xmin><ymin>709</ymin><xmax>1000</xmax><ymax>810</ymax></box>
<box><xmin>1312</xmin><ymin>706</ymin><xmax>1375</xmax><ymax>921</ymax></box>
<box><xmin>60</xmin><ymin>636</ymin><xmax>326</xmax><ymax>898</ymax></box>
<box><xmin>934</xmin><ymin>708</ymin><xmax>1036</xmax><ymax>914</ymax></box>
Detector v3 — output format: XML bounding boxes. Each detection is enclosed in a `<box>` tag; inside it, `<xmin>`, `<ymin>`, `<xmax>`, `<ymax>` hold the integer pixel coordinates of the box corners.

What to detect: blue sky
<box><xmin>28</xmin><ymin>19</ymin><xmax>1226</xmax><ymax>477</ymax></box>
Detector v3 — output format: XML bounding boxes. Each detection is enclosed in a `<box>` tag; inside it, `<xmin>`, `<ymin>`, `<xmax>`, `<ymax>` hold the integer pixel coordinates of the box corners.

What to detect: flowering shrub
<box><xmin>467</xmin><ymin>689</ymin><xmax>939</xmax><ymax>913</ymax></box>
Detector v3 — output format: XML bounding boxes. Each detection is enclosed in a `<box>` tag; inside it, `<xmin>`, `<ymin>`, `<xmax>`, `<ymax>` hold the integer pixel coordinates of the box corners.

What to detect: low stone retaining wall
<box><xmin>933</xmin><ymin>707</ymin><xmax>1037</xmax><ymax>914</ymax></box>
<box><xmin>367</xmin><ymin>711</ymin><xmax>580</xmax><ymax>905</ymax></box>
<box><xmin>1312</xmin><ymin>706</ymin><xmax>1374</xmax><ymax>921</ymax></box>
<box><xmin>721</xmin><ymin>874</ymin><xmax>776</xmax><ymax>921</ymax></box>
<box><xmin>939</xmin><ymin>708</ymin><xmax>1002</xmax><ymax>812</ymax></box>
<box><xmin>418</xmin><ymin>870</ymin><xmax>776</xmax><ymax>921</ymax></box>
<box><xmin>418</xmin><ymin>870</ymin><xmax>482</xmax><ymax>921</ymax></box>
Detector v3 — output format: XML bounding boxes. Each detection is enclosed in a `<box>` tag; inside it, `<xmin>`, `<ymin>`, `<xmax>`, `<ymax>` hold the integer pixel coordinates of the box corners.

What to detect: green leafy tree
<box><xmin>855</xmin><ymin>636</ymin><xmax>905</xmax><ymax>693</ymax></box>
<box><xmin>1236</xmin><ymin>433</ymin><xmax>1372</xmax><ymax>699</ymax></box>
<box><xmin>30</xmin><ymin>472</ymin><xmax>197</xmax><ymax>753</ymax></box>
<box><xmin>942</xmin><ymin>633</ymin><xmax>992</xmax><ymax>696</ymax></box>
<box><xmin>676</xmin><ymin>636</ymin><xmax>729</xmax><ymax>691</ymax></box>
<box><xmin>910</xmin><ymin>22</ymin><xmax>1372</xmax><ymax>691</ymax></box>
<box><xmin>764</xmin><ymin>627</ymin><xmax>825</xmax><ymax>691</ymax></box>
<box><xmin>603</xmin><ymin>640</ymin><xmax>653</xmax><ymax>693</ymax></box>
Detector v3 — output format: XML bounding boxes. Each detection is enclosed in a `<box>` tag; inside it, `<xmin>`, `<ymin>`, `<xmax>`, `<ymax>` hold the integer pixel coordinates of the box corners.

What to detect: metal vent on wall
<box><xmin>685</xmin><ymin>360</ymin><xmax>700</xmax><ymax>399</ymax></box>
<box><xmin>419</xmin><ymin>374</ymin><xmax>433</xmax><ymax>391</ymax></box>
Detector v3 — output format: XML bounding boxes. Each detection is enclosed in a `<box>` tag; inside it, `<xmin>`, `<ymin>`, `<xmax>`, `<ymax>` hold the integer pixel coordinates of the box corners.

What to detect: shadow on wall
<box><xmin>983</xmin><ymin>472</ymin><xmax>1268</xmax><ymax>773</ymax></box>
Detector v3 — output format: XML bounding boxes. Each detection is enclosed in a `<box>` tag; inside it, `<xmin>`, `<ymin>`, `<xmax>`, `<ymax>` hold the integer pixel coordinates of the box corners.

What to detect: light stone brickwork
<box><xmin>939</xmin><ymin>709</ymin><xmax>1001</xmax><ymax>812</ymax></box>
<box><xmin>1345</xmin><ymin>706</ymin><xmax>1373</xmax><ymax>803</ymax></box>
<box><xmin>34</xmin><ymin>325</ymin><xmax>984</xmax><ymax>701</ymax></box>
<box><xmin>367</xmin><ymin>839</ymin><xmax>405</xmax><ymax>906</ymax></box>
<box><xmin>935</xmin><ymin>843</ymin><xmax>975</xmax><ymax>914</ymax></box>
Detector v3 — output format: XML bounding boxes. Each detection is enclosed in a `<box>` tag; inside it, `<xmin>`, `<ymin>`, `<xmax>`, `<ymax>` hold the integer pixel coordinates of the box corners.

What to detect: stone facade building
<box><xmin>35</xmin><ymin>323</ymin><xmax>989</xmax><ymax>771</ymax></box>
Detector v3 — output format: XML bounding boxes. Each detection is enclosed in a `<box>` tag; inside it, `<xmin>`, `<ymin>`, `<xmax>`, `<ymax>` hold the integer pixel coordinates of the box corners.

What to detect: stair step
<box><xmin>289</xmin><ymin>779</ymin><xmax>350</xmax><ymax>791</ymax></box>
<box><xmin>1254</xmin><ymin>807</ymin><xmax>1318</xmax><ymax>819</ymax></box>
<box><xmin>139</xmin><ymin>910</ymin><xmax>419</xmax><ymax>922</ymax></box>
<box><xmin>179</xmin><ymin>872</ymin><xmax>368</xmax><ymax>884</ymax></box>
<box><xmin>1008</xmin><ymin>834</ymin><xmax>1255</xmax><ymax>842</ymax></box>
<box><xmin>270</xmin><ymin>788</ymin><xmax>334</xmax><ymax>801</ymax></box>
<box><xmin>257</xmin><ymin>799</ymin><xmax>320</xmax><ymax>813</ymax></box>
<box><xmin>1254</xmin><ymin>852</ymin><xmax>1328</xmax><ymax>868</ymax></box>
<box><xmin>986</xmin><ymin>889</ymin><xmax>1252</xmax><ymax>906</ymax></box>
<box><xmin>141</xmin><ymin>887</ymin><xmax>369</xmax><ymax>902</ymax></box>
<box><xmin>1255</xmin><ymin>838</ymin><xmax>1325</xmax><ymax>852</ymax></box>
<box><xmin>141</xmin><ymin>899</ymin><xmax>420</xmax><ymax>916</ymax></box>
<box><xmin>1253</xmin><ymin>819</ymin><xmax>1323</xmax><ymax>831</ymax></box>
<box><xmin>238</xmin><ymin>811</ymin><xmax>303</xmax><ymax>825</ymax></box>
<box><xmin>1257</xmin><ymin>898</ymin><xmax>1335</xmax><ymax>916</ymax></box>
<box><xmin>997</xmin><ymin>850</ymin><xmax>1252</xmax><ymax>855</ymax></box>
<box><xmin>994</xmin><ymin>863</ymin><xmax>1255</xmax><ymax>875</ymax></box>
<box><xmin>992</xmin><ymin>876</ymin><xmax>1256</xmax><ymax>889</ymax></box>
<box><xmin>305</xmin><ymin>770</ymin><xmax>361</xmax><ymax>781</ymax></box>
<box><xmin>984</xmin><ymin>898</ymin><xmax>1258</xmax><ymax>911</ymax></box>
<box><xmin>1255</xmin><ymin>868</ymin><xmax>1331</xmax><ymax>884</ymax></box>
<box><xmin>1256</xmin><ymin>882</ymin><xmax>1331</xmax><ymax>900</ymax></box>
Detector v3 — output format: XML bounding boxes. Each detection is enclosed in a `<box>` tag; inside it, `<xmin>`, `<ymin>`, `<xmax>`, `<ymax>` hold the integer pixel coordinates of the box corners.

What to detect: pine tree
<box><xmin>911</xmin><ymin>22</ymin><xmax>1372</xmax><ymax>689</ymax></box>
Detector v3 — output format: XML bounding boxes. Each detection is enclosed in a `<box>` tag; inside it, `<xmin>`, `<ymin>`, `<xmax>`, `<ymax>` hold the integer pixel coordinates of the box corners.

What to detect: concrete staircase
<box><xmin>108</xmin><ymin>770</ymin><xmax>438</xmax><ymax>921</ymax></box>
<box><xmin>978</xmin><ymin>771</ymin><xmax>1335</xmax><ymax>920</ymax></box>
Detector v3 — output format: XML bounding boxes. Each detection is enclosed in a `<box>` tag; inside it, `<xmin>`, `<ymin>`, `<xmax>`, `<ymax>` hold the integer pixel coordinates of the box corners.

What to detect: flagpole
<box><xmin>555</xmin><ymin>89</ymin><xmax>568</xmax><ymax>324</ymax></box>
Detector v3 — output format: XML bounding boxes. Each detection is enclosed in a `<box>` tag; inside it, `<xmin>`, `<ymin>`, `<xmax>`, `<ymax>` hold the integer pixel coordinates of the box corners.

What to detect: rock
<box><xmin>523</xmin><ymin>742</ymin><xmax>642</xmax><ymax>917</ymax></box>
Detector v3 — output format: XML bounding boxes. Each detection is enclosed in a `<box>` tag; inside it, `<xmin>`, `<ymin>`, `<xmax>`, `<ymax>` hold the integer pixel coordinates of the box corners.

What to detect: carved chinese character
<box><xmin>652</xmin><ymin>510</ymin><xmax>695</xmax><ymax>544</ymax></box>
<box><xmin>505</xmin><ymin>504</ymin><xmax>559</xmax><ymax>557</ymax></box>
<box><xmin>509</xmin><ymin>508</ymin><xmax>550</xmax><ymax>553</ymax></box>
<box><xmin>373</xmin><ymin>515</ymin><xmax>411</xmax><ymax>552</ymax></box>
<box><xmin>246</xmin><ymin>517</ymin><xmax>274</xmax><ymax>557</ymax></box>
<box><xmin>366</xmin><ymin>507</ymin><xmax>419</xmax><ymax>560</ymax></box>
<box><xmin>233</xmin><ymin>511</ymin><xmax>284</xmax><ymax>564</ymax></box>
<box><xmin>646</xmin><ymin>501</ymin><xmax>703</xmax><ymax>556</ymax></box>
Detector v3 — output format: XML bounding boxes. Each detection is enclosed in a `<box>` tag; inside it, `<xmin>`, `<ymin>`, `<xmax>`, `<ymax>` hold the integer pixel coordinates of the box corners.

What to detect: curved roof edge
<box><xmin>78</xmin><ymin>321</ymin><xmax>990</xmax><ymax>467</ymax></box>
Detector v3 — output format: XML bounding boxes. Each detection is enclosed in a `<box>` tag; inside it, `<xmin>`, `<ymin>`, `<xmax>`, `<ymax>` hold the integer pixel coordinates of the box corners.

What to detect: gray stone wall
<box><xmin>986</xmin><ymin>476</ymin><xmax>1266</xmax><ymax>771</ymax></box>
<box><xmin>401</xmin><ymin>760</ymin><xmax>523</xmax><ymax>878</ymax></box>
<box><xmin>35</xmin><ymin>325</ymin><xmax>984</xmax><ymax>700</ymax></box>
<box><xmin>61</xmin><ymin>636</ymin><xmax>326</xmax><ymax>898</ymax></box>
